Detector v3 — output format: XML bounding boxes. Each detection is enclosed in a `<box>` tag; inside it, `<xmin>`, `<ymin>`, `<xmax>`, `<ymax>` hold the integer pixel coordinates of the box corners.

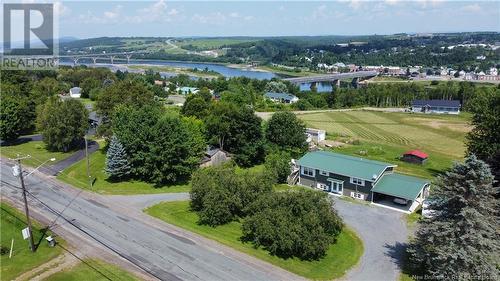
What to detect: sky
<box><xmin>6</xmin><ymin>0</ymin><xmax>500</xmax><ymax>39</ymax></box>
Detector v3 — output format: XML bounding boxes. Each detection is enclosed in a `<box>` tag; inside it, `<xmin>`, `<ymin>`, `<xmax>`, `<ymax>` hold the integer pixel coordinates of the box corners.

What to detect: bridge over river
<box><xmin>282</xmin><ymin>71</ymin><xmax>378</xmax><ymax>87</ymax></box>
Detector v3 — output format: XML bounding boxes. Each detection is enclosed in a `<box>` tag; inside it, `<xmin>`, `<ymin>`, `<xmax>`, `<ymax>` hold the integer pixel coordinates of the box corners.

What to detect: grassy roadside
<box><xmin>1</xmin><ymin>202</ymin><xmax>64</xmax><ymax>281</ymax></box>
<box><xmin>0</xmin><ymin>141</ymin><xmax>75</xmax><ymax>168</ymax></box>
<box><xmin>145</xmin><ymin>200</ymin><xmax>363</xmax><ymax>280</ymax></box>
<box><xmin>42</xmin><ymin>259</ymin><xmax>138</xmax><ymax>281</ymax></box>
<box><xmin>56</xmin><ymin>147</ymin><xmax>190</xmax><ymax>195</ymax></box>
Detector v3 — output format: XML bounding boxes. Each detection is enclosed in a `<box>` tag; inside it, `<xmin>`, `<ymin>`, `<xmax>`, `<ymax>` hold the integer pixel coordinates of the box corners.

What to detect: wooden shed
<box><xmin>401</xmin><ymin>150</ymin><xmax>428</xmax><ymax>165</ymax></box>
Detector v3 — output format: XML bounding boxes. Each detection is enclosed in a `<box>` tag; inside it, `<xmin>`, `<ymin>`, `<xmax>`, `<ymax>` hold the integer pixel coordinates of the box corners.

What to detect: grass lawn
<box><xmin>145</xmin><ymin>201</ymin><xmax>363</xmax><ymax>280</ymax></box>
<box><xmin>1</xmin><ymin>202</ymin><xmax>63</xmax><ymax>281</ymax></box>
<box><xmin>43</xmin><ymin>259</ymin><xmax>138</xmax><ymax>281</ymax></box>
<box><xmin>406</xmin><ymin>211</ymin><xmax>422</xmax><ymax>228</ymax></box>
<box><xmin>75</xmin><ymin>98</ymin><xmax>95</xmax><ymax>107</ymax></box>
<box><xmin>299</xmin><ymin>110</ymin><xmax>471</xmax><ymax>178</ymax></box>
<box><xmin>273</xmin><ymin>184</ymin><xmax>309</xmax><ymax>192</ymax></box>
<box><xmin>56</xmin><ymin>147</ymin><xmax>190</xmax><ymax>195</ymax></box>
<box><xmin>0</xmin><ymin>141</ymin><xmax>74</xmax><ymax>168</ymax></box>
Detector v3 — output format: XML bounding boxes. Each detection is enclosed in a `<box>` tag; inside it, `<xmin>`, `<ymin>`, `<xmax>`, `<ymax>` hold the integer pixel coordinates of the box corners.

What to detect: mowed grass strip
<box><xmin>1</xmin><ymin>202</ymin><xmax>63</xmax><ymax>281</ymax></box>
<box><xmin>0</xmin><ymin>141</ymin><xmax>74</xmax><ymax>168</ymax></box>
<box><xmin>42</xmin><ymin>259</ymin><xmax>138</xmax><ymax>281</ymax></box>
<box><xmin>145</xmin><ymin>201</ymin><xmax>363</xmax><ymax>280</ymax></box>
<box><xmin>57</xmin><ymin>147</ymin><xmax>190</xmax><ymax>195</ymax></box>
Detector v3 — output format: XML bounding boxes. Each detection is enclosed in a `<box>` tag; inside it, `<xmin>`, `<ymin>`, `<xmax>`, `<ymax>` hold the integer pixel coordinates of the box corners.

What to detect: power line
<box><xmin>1</xmin><ymin>180</ymin><xmax>161</xmax><ymax>281</ymax></box>
<box><xmin>4</xmin><ymin>153</ymin><xmax>198</xmax><ymax>280</ymax></box>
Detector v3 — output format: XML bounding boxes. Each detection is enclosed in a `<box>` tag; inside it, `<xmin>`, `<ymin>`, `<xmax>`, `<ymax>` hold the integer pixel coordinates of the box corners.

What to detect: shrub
<box><xmin>242</xmin><ymin>190</ymin><xmax>343</xmax><ymax>260</ymax></box>
<box><xmin>190</xmin><ymin>164</ymin><xmax>273</xmax><ymax>226</ymax></box>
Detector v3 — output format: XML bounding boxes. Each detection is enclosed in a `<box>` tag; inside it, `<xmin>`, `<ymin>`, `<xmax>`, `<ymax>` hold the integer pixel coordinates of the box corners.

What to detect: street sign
<box><xmin>22</xmin><ymin>227</ymin><xmax>30</xmax><ymax>240</ymax></box>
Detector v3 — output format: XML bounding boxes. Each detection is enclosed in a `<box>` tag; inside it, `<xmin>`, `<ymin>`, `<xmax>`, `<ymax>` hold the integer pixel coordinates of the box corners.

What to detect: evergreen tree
<box><xmin>105</xmin><ymin>135</ymin><xmax>131</xmax><ymax>179</ymax></box>
<box><xmin>407</xmin><ymin>155</ymin><xmax>499</xmax><ymax>280</ymax></box>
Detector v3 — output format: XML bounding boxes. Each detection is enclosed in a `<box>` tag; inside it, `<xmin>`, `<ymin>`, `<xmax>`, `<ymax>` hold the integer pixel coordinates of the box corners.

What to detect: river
<box><xmin>60</xmin><ymin>59</ymin><xmax>277</xmax><ymax>80</ymax></box>
<box><xmin>60</xmin><ymin>59</ymin><xmax>332</xmax><ymax>92</ymax></box>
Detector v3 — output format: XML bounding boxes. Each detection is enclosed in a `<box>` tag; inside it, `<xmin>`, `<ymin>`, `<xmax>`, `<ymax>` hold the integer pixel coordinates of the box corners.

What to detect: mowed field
<box><xmin>299</xmin><ymin>110</ymin><xmax>471</xmax><ymax>178</ymax></box>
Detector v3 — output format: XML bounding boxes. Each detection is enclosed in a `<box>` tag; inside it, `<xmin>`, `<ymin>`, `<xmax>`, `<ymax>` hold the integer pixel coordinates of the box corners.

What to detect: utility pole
<box><xmin>13</xmin><ymin>155</ymin><xmax>35</xmax><ymax>252</ymax></box>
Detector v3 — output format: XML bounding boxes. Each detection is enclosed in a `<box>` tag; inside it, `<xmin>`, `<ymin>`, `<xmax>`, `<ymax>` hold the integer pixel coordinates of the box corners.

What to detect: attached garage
<box><xmin>371</xmin><ymin>173</ymin><xmax>430</xmax><ymax>213</ymax></box>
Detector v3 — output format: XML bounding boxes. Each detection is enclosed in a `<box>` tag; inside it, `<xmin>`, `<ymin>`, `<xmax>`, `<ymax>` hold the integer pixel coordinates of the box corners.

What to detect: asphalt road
<box><xmin>0</xmin><ymin>161</ymin><xmax>303</xmax><ymax>281</ymax></box>
<box><xmin>104</xmin><ymin>192</ymin><xmax>409</xmax><ymax>281</ymax></box>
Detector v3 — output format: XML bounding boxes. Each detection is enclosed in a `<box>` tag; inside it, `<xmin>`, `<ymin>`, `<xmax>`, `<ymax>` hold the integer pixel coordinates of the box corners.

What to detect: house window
<box><xmin>301</xmin><ymin>167</ymin><xmax>315</xmax><ymax>177</ymax></box>
<box><xmin>319</xmin><ymin>170</ymin><xmax>329</xmax><ymax>176</ymax></box>
<box><xmin>350</xmin><ymin>177</ymin><xmax>365</xmax><ymax>186</ymax></box>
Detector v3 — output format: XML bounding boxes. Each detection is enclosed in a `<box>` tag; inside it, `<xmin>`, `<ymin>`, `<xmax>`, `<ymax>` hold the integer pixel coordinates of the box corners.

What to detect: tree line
<box><xmin>406</xmin><ymin>90</ymin><xmax>500</xmax><ymax>280</ymax></box>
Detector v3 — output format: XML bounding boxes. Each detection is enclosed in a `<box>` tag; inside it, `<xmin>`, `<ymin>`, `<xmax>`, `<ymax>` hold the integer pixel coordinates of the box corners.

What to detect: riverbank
<box><xmin>61</xmin><ymin>59</ymin><xmax>277</xmax><ymax>80</ymax></box>
<box><xmin>127</xmin><ymin>64</ymin><xmax>222</xmax><ymax>79</ymax></box>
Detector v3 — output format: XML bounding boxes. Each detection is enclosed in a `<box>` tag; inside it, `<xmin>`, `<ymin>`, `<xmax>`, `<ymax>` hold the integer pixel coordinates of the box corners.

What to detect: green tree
<box><xmin>265</xmin><ymin>81</ymin><xmax>288</xmax><ymax>93</ymax></box>
<box><xmin>30</xmin><ymin>77</ymin><xmax>65</xmax><ymax>106</ymax></box>
<box><xmin>466</xmin><ymin>92</ymin><xmax>500</xmax><ymax>182</ymax></box>
<box><xmin>36</xmin><ymin>97</ymin><xmax>88</xmax><ymax>152</ymax></box>
<box><xmin>266</xmin><ymin>111</ymin><xmax>307</xmax><ymax>153</ymax></box>
<box><xmin>264</xmin><ymin>151</ymin><xmax>291</xmax><ymax>184</ymax></box>
<box><xmin>293</xmin><ymin>99</ymin><xmax>313</xmax><ymax>111</ymax></box>
<box><xmin>105</xmin><ymin>135</ymin><xmax>131</xmax><ymax>180</ymax></box>
<box><xmin>112</xmin><ymin>105</ymin><xmax>205</xmax><ymax>185</ymax></box>
<box><xmin>205</xmin><ymin>102</ymin><xmax>264</xmax><ymax>166</ymax></box>
<box><xmin>242</xmin><ymin>190</ymin><xmax>343</xmax><ymax>260</ymax></box>
<box><xmin>181</xmin><ymin>96</ymin><xmax>210</xmax><ymax>119</ymax></box>
<box><xmin>0</xmin><ymin>94</ymin><xmax>30</xmax><ymax>141</ymax></box>
<box><xmin>190</xmin><ymin>164</ymin><xmax>272</xmax><ymax>226</ymax></box>
<box><xmin>80</xmin><ymin>77</ymin><xmax>101</xmax><ymax>99</ymax></box>
<box><xmin>407</xmin><ymin>155</ymin><xmax>499</xmax><ymax>280</ymax></box>
<box><xmin>96</xmin><ymin>79</ymin><xmax>155</xmax><ymax>137</ymax></box>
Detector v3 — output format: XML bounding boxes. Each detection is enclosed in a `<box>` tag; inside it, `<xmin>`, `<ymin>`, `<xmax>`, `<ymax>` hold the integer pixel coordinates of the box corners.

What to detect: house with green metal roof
<box><xmin>296</xmin><ymin>151</ymin><xmax>430</xmax><ymax>213</ymax></box>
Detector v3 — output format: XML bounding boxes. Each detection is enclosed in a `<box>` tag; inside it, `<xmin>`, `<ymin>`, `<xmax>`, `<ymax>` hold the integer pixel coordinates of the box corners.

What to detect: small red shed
<box><xmin>401</xmin><ymin>150</ymin><xmax>428</xmax><ymax>165</ymax></box>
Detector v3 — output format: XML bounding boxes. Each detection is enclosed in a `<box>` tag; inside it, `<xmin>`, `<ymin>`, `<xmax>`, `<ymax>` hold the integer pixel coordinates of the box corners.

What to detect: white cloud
<box><xmin>348</xmin><ymin>0</ymin><xmax>362</xmax><ymax>10</ymax></box>
<box><xmin>312</xmin><ymin>4</ymin><xmax>328</xmax><ymax>19</ymax></box>
<box><xmin>54</xmin><ymin>2</ymin><xmax>71</xmax><ymax>18</ymax></box>
<box><xmin>192</xmin><ymin>12</ymin><xmax>227</xmax><ymax>25</ymax></box>
<box><xmin>461</xmin><ymin>4</ymin><xmax>482</xmax><ymax>13</ymax></box>
<box><xmin>338</xmin><ymin>0</ymin><xmax>362</xmax><ymax>10</ymax></box>
<box><xmin>384</xmin><ymin>0</ymin><xmax>399</xmax><ymax>6</ymax></box>
<box><xmin>168</xmin><ymin>9</ymin><xmax>179</xmax><ymax>16</ymax></box>
<box><xmin>415</xmin><ymin>0</ymin><xmax>443</xmax><ymax>10</ymax></box>
<box><xmin>229</xmin><ymin>12</ymin><xmax>240</xmax><ymax>18</ymax></box>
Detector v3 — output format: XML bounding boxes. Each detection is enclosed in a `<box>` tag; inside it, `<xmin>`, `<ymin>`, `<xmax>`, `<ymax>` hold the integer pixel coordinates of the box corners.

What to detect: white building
<box><xmin>305</xmin><ymin>128</ymin><xmax>326</xmax><ymax>143</ymax></box>
<box><xmin>69</xmin><ymin>87</ymin><xmax>82</xmax><ymax>98</ymax></box>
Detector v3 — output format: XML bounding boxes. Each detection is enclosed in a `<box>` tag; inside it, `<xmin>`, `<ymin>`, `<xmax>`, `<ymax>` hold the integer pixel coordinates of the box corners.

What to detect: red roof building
<box><xmin>401</xmin><ymin>150</ymin><xmax>428</xmax><ymax>164</ymax></box>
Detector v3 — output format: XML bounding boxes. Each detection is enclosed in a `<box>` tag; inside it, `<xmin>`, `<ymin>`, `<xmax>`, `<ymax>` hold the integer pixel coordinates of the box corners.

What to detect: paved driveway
<box><xmin>333</xmin><ymin>198</ymin><xmax>408</xmax><ymax>281</ymax></box>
